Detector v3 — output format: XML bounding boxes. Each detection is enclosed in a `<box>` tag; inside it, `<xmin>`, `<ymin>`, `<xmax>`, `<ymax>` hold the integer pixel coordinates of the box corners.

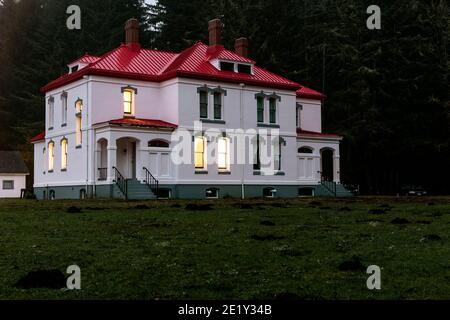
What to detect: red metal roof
<box><xmin>296</xmin><ymin>86</ymin><xmax>326</xmax><ymax>101</ymax></box>
<box><xmin>106</xmin><ymin>118</ymin><xmax>178</xmax><ymax>129</ymax></box>
<box><xmin>42</xmin><ymin>42</ymin><xmax>301</xmax><ymax>92</ymax></box>
<box><xmin>30</xmin><ymin>132</ymin><xmax>45</xmax><ymax>143</ymax></box>
<box><xmin>297</xmin><ymin>129</ymin><xmax>341</xmax><ymax>138</ymax></box>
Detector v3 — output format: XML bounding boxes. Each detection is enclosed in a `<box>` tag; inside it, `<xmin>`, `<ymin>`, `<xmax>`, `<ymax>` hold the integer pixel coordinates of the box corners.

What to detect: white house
<box><xmin>31</xmin><ymin>19</ymin><xmax>352</xmax><ymax>200</ymax></box>
<box><xmin>0</xmin><ymin>151</ymin><xmax>29</xmax><ymax>198</ymax></box>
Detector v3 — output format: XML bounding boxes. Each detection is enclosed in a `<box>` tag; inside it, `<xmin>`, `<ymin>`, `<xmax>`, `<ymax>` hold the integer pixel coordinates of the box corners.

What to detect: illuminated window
<box><xmin>61</xmin><ymin>139</ymin><xmax>68</xmax><ymax>170</ymax></box>
<box><xmin>75</xmin><ymin>99</ymin><xmax>83</xmax><ymax>114</ymax></box>
<box><xmin>75</xmin><ymin>100</ymin><xmax>83</xmax><ymax>146</ymax></box>
<box><xmin>123</xmin><ymin>89</ymin><xmax>133</xmax><ymax>115</ymax></box>
<box><xmin>217</xmin><ymin>137</ymin><xmax>229</xmax><ymax>170</ymax></box>
<box><xmin>48</xmin><ymin>141</ymin><xmax>55</xmax><ymax>171</ymax></box>
<box><xmin>194</xmin><ymin>136</ymin><xmax>206</xmax><ymax>170</ymax></box>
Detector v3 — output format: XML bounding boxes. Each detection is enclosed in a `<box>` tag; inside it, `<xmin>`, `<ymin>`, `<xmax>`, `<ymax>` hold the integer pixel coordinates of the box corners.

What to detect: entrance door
<box><xmin>321</xmin><ymin>149</ymin><xmax>334</xmax><ymax>182</ymax></box>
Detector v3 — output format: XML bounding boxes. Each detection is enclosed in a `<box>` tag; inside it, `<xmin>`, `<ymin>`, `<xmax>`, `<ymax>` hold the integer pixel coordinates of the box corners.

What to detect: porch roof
<box><xmin>297</xmin><ymin>129</ymin><xmax>342</xmax><ymax>139</ymax></box>
<box><xmin>105</xmin><ymin>118</ymin><xmax>178</xmax><ymax>129</ymax></box>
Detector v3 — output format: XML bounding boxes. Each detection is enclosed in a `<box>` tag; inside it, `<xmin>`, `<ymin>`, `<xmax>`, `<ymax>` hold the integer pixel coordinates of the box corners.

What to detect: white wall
<box><xmin>35</xmin><ymin>74</ymin><xmax>333</xmax><ymax>190</ymax></box>
<box><xmin>0</xmin><ymin>175</ymin><xmax>27</xmax><ymax>198</ymax></box>
<box><xmin>298</xmin><ymin>98</ymin><xmax>322</xmax><ymax>133</ymax></box>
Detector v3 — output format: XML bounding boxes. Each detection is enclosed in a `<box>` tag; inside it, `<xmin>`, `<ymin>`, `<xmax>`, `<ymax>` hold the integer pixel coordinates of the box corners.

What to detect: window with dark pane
<box><xmin>200</xmin><ymin>91</ymin><xmax>208</xmax><ymax>118</ymax></box>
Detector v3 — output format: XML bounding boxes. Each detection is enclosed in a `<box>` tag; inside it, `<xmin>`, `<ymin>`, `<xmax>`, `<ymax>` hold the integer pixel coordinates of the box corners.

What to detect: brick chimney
<box><xmin>235</xmin><ymin>38</ymin><xmax>249</xmax><ymax>58</ymax></box>
<box><xmin>208</xmin><ymin>19</ymin><xmax>222</xmax><ymax>46</ymax></box>
<box><xmin>125</xmin><ymin>18</ymin><xmax>140</xmax><ymax>51</ymax></box>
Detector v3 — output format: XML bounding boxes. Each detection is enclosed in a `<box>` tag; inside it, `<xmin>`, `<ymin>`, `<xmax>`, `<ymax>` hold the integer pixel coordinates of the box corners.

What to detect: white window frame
<box><xmin>2</xmin><ymin>180</ymin><xmax>14</xmax><ymax>190</ymax></box>
<box><xmin>48</xmin><ymin>97</ymin><xmax>54</xmax><ymax>129</ymax></box>
<box><xmin>217</xmin><ymin>137</ymin><xmax>230</xmax><ymax>171</ymax></box>
<box><xmin>48</xmin><ymin>141</ymin><xmax>55</xmax><ymax>171</ymax></box>
<box><xmin>61</xmin><ymin>93</ymin><xmax>68</xmax><ymax>125</ymax></box>
<box><xmin>61</xmin><ymin>138</ymin><xmax>68</xmax><ymax>170</ymax></box>
<box><xmin>194</xmin><ymin>136</ymin><xmax>207</xmax><ymax>171</ymax></box>
<box><xmin>205</xmin><ymin>188</ymin><xmax>219</xmax><ymax>199</ymax></box>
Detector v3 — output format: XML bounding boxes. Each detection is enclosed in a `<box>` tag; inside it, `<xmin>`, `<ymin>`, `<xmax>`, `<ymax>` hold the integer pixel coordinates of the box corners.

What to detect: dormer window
<box><xmin>220</xmin><ymin>61</ymin><xmax>235</xmax><ymax>72</ymax></box>
<box><xmin>237</xmin><ymin>64</ymin><xmax>251</xmax><ymax>74</ymax></box>
<box><xmin>121</xmin><ymin>86</ymin><xmax>137</xmax><ymax>116</ymax></box>
<box><xmin>71</xmin><ymin>66</ymin><xmax>79</xmax><ymax>73</ymax></box>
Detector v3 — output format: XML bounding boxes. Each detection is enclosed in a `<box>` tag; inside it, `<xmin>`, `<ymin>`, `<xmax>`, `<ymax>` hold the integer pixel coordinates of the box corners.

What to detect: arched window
<box><xmin>148</xmin><ymin>139</ymin><xmax>170</xmax><ymax>148</ymax></box>
<box><xmin>75</xmin><ymin>99</ymin><xmax>83</xmax><ymax>146</ymax></box>
<box><xmin>298</xmin><ymin>147</ymin><xmax>313</xmax><ymax>154</ymax></box>
<box><xmin>48</xmin><ymin>141</ymin><xmax>55</xmax><ymax>171</ymax></box>
<box><xmin>61</xmin><ymin>138</ymin><xmax>68</xmax><ymax>170</ymax></box>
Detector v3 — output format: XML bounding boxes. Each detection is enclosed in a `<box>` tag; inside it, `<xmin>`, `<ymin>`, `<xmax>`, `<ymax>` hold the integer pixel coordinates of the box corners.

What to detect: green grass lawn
<box><xmin>0</xmin><ymin>197</ymin><xmax>449</xmax><ymax>300</ymax></box>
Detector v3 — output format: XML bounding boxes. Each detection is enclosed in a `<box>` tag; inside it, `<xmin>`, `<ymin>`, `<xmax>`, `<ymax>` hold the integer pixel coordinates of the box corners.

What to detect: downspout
<box><xmin>84</xmin><ymin>76</ymin><xmax>90</xmax><ymax>198</ymax></box>
<box><xmin>240</xmin><ymin>83</ymin><xmax>245</xmax><ymax>199</ymax></box>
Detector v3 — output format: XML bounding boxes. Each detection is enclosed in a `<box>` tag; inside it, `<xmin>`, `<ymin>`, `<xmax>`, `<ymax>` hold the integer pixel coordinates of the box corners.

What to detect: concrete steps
<box><xmin>118</xmin><ymin>179</ymin><xmax>156</xmax><ymax>200</ymax></box>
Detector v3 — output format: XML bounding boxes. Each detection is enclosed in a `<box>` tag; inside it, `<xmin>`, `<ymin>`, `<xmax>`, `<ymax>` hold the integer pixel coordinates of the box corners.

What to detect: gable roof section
<box><xmin>296</xmin><ymin>86</ymin><xmax>326</xmax><ymax>101</ymax></box>
<box><xmin>206</xmin><ymin>44</ymin><xmax>255</xmax><ymax>63</ymax></box>
<box><xmin>41</xmin><ymin>42</ymin><xmax>301</xmax><ymax>92</ymax></box>
<box><xmin>68</xmin><ymin>54</ymin><xmax>100</xmax><ymax>66</ymax></box>
<box><xmin>0</xmin><ymin>151</ymin><xmax>29</xmax><ymax>174</ymax></box>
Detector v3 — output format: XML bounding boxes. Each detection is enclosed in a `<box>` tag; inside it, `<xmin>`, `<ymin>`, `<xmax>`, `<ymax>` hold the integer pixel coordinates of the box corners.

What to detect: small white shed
<box><xmin>0</xmin><ymin>151</ymin><xmax>29</xmax><ymax>198</ymax></box>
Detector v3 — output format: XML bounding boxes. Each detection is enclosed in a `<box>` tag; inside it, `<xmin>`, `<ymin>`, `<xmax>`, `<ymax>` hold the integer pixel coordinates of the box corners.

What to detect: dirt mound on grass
<box><xmin>185</xmin><ymin>204</ymin><xmax>214</xmax><ymax>211</ymax></box>
<box><xmin>338</xmin><ymin>256</ymin><xmax>366</xmax><ymax>272</ymax></box>
<box><xmin>15</xmin><ymin>269</ymin><xmax>66</xmax><ymax>289</ymax></box>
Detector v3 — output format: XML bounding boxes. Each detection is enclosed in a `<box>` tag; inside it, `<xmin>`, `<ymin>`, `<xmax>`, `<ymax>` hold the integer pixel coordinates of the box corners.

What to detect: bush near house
<box><xmin>0</xmin><ymin>197</ymin><xmax>449</xmax><ymax>299</ymax></box>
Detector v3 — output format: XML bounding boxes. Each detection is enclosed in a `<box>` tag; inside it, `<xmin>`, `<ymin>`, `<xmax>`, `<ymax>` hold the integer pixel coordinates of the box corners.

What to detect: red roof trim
<box><xmin>297</xmin><ymin>129</ymin><xmax>341</xmax><ymax>138</ymax></box>
<box><xmin>30</xmin><ymin>132</ymin><xmax>45</xmax><ymax>143</ymax></box>
<box><xmin>103</xmin><ymin>118</ymin><xmax>178</xmax><ymax>129</ymax></box>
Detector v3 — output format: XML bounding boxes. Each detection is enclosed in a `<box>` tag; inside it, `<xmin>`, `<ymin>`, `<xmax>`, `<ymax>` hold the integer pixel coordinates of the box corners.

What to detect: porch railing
<box><xmin>143</xmin><ymin>167</ymin><xmax>159</xmax><ymax>198</ymax></box>
<box><xmin>98</xmin><ymin>168</ymin><xmax>107</xmax><ymax>181</ymax></box>
<box><xmin>113</xmin><ymin>166</ymin><xmax>127</xmax><ymax>199</ymax></box>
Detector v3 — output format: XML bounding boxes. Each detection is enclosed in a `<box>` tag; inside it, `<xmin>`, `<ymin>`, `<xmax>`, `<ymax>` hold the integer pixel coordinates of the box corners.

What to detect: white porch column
<box><xmin>136</xmin><ymin>144</ymin><xmax>149</xmax><ymax>183</ymax></box>
<box><xmin>107</xmin><ymin>145</ymin><xmax>117</xmax><ymax>182</ymax></box>
<box><xmin>95</xmin><ymin>147</ymin><xmax>101</xmax><ymax>181</ymax></box>
<box><xmin>314</xmin><ymin>155</ymin><xmax>321</xmax><ymax>183</ymax></box>
<box><xmin>334</xmin><ymin>155</ymin><xmax>341</xmax><ymax>183</ymax></box>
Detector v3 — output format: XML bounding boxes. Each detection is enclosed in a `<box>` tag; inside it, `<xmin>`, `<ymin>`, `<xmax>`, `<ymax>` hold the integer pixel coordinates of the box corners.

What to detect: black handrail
<box><xmin>318</xmin><ymin>171</ymin><xmax>337</xmax><ymax>197</ymax></box>
<box><xmin>113</xmin><ymin>166</ymin><xmax>127</xmax><ymax>199</ymax></box>
<box><xmin>143</xmin><ymin>167</ymin><xmax>159</xmax><ymax>198</ymax></box>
